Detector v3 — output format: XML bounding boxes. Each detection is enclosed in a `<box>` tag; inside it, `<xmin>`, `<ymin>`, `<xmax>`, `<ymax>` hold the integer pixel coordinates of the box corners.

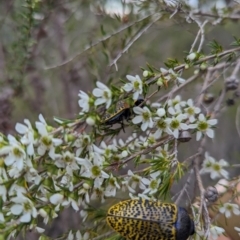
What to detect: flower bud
<box><xmin>86</xmin><ymin>116</ymin><xmax>95</xmax><ymax>126</ymax></box>
<box><xmin>187</xmin><ymin>52</ymin><xmax>197</xmax><ymax>61</ymax></box>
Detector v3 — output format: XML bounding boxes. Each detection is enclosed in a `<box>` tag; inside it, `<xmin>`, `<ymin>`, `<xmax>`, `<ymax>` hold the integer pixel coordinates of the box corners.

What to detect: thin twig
<box><xmin>157</xmin><ymin>73</ymin><xmax>200</xmax><ymax>103</ymax></box>
<box><xmin>109</xmin><ymin>13</ymin><xmax>161</xmax><ymax>70</ymax></box>
<box><xmin>44</xmin><ymin>13</ymin><xmax>155</xmax><ymax>70</ymax></box>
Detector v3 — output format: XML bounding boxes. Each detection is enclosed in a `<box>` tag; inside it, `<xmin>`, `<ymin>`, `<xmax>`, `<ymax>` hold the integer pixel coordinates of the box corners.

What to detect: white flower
<box><xmin>8</xmin><ymin>183</ymin><xmax>27</xmax><ymax>197</ymax></box>
<box><xmin>78</xmin><ymin>90</ymin><xmax>91</xmax><ymax>113</ymax></box>
<box><xmin>184</xmin><ymin>99</ymin><xmax>201</xmax><ymax>123</ymax></box>
<box><xmin>210</xmin><ymin>225</ymin><xmax>225</xmax><ymax>240</ymax></box>
<box><xmin>0</xmin><ymin>212</ymin><xmax>4</xmax><ymax>222</ymax></box>
<box><xmin>76</xmin><ymin>230</ymin><xmax>89</xmax><ymax>240</ymax></box>
<box><xmin>168</xmin><ymin>69</ymin><xmax>186</xmax><ymax>84</ymax></box>
<box><xmin>126</xmin><ymin>170</ymin><xmax>149</xmax><ymax>192</ymax></box>
<box><xmin>39</xmin><ymin>208</ymin><xmax>49</xmax><ymax>224</ymax></box>
<box><xmin>165</xmin><ymin>114</ymin><xmax>188</xmax><ymax>138</ymax></box>
<box><xmin>163</xmin><ymin>0</ymin><xmax>178</xmax><ymax>7</ymax></box>
<box><xmin>15</xmin><ymin>119</ymin><xmax>35</xmax><ymax>156</ymax></box>
<box><xmin>189</xmin><ymin>114</ymin><xmax>218</xmax><ymax>141</ymax></box>
<box><xmin>76</xmin><ymin>153</ymin><xmax>109</xmax><ymax>188</ymax></box>
<box><xmin>0</xmin><ymin>135</ymin><xmax>26</xmax><ymax>173</ymax></box>
<box><xmin>167</xmin><ymin>95</ymin><xmax>186</xmax><ymax>109</ymax></box>
<box><xmin>67</xmin><ymin>230</ymin><xmax>74</xmax><ymax>240</ymax></box>
<box><xmin>200</xmin><ymin>152</ymin><xmax>229</xmax><ymax>180</ymax></box>
<box><xmin>153</xmin><ymin>117</ymin><xmax>172</xmax><ymax>139</ymax></box>
<box><xmin>36</xmin><ymin>114</ymin><xmax>62</xmax><ymax>160</ymax></box>
<box><xmin>24</xmin><ymin>158</ymin><xmax>42</xmax><ymax>185</ymax></box>
<box><xmin>62</xmin><ymin>197</ymin><xmax>79</xmax><ymax>211</ymax></box>
<box><xmin>90</xmin><ymin>187</ymin><xmax>106</xmax><ymax>203</ymax></box>
<box><xmin>104</xmin><ymin>174</ymin><xmax>120</xmax><ymax>197</ymax></box>
<box><xmin>123</xmin><ymin>75</ymin><xmax>143</xmax><ymax>100</ymax></box>
<box><xmin>50</xmin><ymin>193</ymin><xmax>64</xmax><ymax>205</ymax></box>
<box><xmin>235</xmin><ymin>227</ymin><xmax>240</xmax><ymax>236</ymax></box>
<box><xmin>92</xmin><ymin>81</ymin><xmax>112</xmax><ymax>109</ymax></box>
<box><xmin>61</xmin><ymin>151</ymin><xmax>80</xmax><ymax>175</ymax></box>
<box><xmin>132</xmin><ymin>106</ymin><xmax>153</xmax><ymax>131</ymax></box>
<box><xmin>219</xmin><ymin>203</ymin><xmax>240</xmax><ymax>218</ymax></box>
<box><xmin>103</xmin><ymin>0</ymin><xmax>131</xmax><ymax>18</ymax></box>
<box><xmin>74</xmin><ymin>133</ymin><xmax>93</xmax><ymax>157</ymax></box>
<box><xmin>142</xmin><ymin>171</ymin><xmax>161</xmax><ymax>195</ymax></box>
<box><xmin>78</xmin><ymin>183</ymin><xmax>90</xmax><ymax>204</ymax></box>
<box><xmin>10</xmin><ymin>193</ymin><xmax>37</xmax><ymax>223</ymax></box>
<box><xmin>0</xmin><ymin>184</ymin><xmax>7</xmax><ymax>202</ymax></box>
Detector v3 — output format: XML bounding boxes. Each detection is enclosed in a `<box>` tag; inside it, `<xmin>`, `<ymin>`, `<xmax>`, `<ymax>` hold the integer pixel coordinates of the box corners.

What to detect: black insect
<box><xmin>102</xmin><ymin>98</ymin><xmax>144</xmax><ymax>132</ymax></box>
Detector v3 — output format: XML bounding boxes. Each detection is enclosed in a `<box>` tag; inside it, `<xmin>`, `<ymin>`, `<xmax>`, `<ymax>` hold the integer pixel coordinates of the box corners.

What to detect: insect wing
<box><xmin>107</xmin><ymin>199</ymin><xmax>177</xmax><ymax>240</ymax></box>
<box><xmin>103</xmin><ymin>100</ymin><xmax>129</xmax><ymax>124</ymax></box>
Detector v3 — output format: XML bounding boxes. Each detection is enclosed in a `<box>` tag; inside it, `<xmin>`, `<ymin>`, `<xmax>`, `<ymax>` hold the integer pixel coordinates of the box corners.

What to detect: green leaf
<box><xmin>208</xmin><ymin>40</ymin><xmax>223</xmax><ymax>54</ymax></box>
<box><xmin>230</xmin><ymin>36</ymin><xmax>240</xmax><ymax>46</ymax></box>
<box><xmin>164</xmin><ymin>58</ymin><xmax>180</xmax><ymax>68</ymax></box>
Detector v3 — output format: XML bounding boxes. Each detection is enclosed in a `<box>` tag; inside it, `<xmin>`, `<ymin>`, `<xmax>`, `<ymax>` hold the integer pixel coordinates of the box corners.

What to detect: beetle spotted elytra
<box><xmin>106</xmin><ymin>199</ymin><xmax>195</xmax><ymax>240</ymax></box>
<box><xmin>102</xmin><ymin>98</ymin><xmax>144</xmax><ymax>132</ymax></box>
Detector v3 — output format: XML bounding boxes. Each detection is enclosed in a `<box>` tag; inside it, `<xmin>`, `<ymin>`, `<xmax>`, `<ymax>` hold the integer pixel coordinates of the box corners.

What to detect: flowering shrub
<box><xmin>1</xmin><ymin>0</ymin><xmax>240</xmax><ymax>240</ymax></box>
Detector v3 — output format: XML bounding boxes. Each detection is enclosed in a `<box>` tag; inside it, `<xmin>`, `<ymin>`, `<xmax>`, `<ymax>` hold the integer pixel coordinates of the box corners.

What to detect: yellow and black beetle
<box><xmin>102</xmin><ymin>98</ymin><xmax>144</xmax><ymax>131</ymax></box>
<box><xmin>107</xmin><ymin>199</ymin><xmax>195</xmax><ymax>240</ymax></box>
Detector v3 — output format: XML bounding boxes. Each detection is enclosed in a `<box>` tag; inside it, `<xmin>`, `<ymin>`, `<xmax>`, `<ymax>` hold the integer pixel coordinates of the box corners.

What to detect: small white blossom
<box><xmin>0</xmin><ymin>212</ymin><xmax>5</xmax><ymax>222</ymax></box>
<box><xmin>50</xmin><ymin>193</ymin><xmax>64</xmax><ymax>205</ymax></box>
<box><xmin>15</xmin><ymin>119</ymin><xmax>35</xmax><ymax>156</ymax></box>
<box><xmin>0</xmin><ymin>184</ymin><xmax>7</xmax><ymax>202</ymax></box>
<box><xmin>92</xmin><ymin>81</ymin><xmax>112</xmax><ymax>109</ymax></box>
<box><xmin>36</xmin><ymin>114</ymin><xmax>62</xmax><ymax>160</ymax></box>
<box><xmin>80</xmin><ymin>206</ymin><xmax>88</xmax><ymax>222</ymax></box>
<box><xmin>78</xmin><ymin>183</ymin><xmax>90</xmax><ymax>204</ymax></box>
<box><xmin>76</xmin><ymin>230</ymin><xmax>89</xmax><ymax>240</ymax></box>
<box><xmin>0</xmin><ymin>135</ymin><xmax>26</xmax><ymax>174</ymax></box>
<box><xmin>104</xmin><ymin>174</ymin><xmax>120</xmax><ymax>197</ymax></box>
<box><xmin>200</xmin><ymin>152</ymin><xmax>229</xmax><ymax>180</ymax></box>
<box><xmin>76</xmin><ymin>153</ymin><xmax>109</xmax><ymax>188</ymax></box>
<box><xmin>74</xmin><ymin>133</ymin><xmax>93</xmax><ymax>157</ymax></box>
<box><xmin>189</xmin><ymin>114</ymin><xmax>218</xmax><ymax>141</ymax></box>
<box><xmin>184</xmin><ymin>99</ymin><xmax>201</xmax><ymax>122</ymax></box>
<box><xmin>163</xmin><ymin>0</ymin><xmax>178</xmax><ymax>7</ymax></box>
<box><xmin>103</xmin><ymin>0</ymin><xmax>131</xmax><ymax>18</ymax></box>
<box><xmin>219</xmin><ymin>203</ymin><xmax>240</xmax><ymax>218</ymax></box>
<box><xmin>210</xmin><ymin>225</ymin><xmax>225</xmax><ymax>240</ymax></box>
<box><xmin>78</xmin><ymin>90</ymin><xmax>91</xmax><ymax>113</ymax></box>
<box><xmin>168</xmin><ymin>69</ymin><xmax>186</xmax><ymax>84</ymax></box>
<box><xmin>165</xmin><ymin>114</ymin><xmax>188</xmax><ymax>138</ymax></box>
<box><xmin>39</xmin><ymin>208</ymin><xmax>49</xmax><ymax>224</ymax></box>
<box><xmin>142</xmin><ymin>171</ymin><xmax>161</xmax><ymax>195</ymax></box>
<box><xmin>24</xmin><ymin>158</ymin><xmax>42</xmax><ymax>185</ymax></box>
<box><xmin>123</xmin><ymin>75</ymin><xmax>143</xmax><ymax>100</ymax></box>
<box><xmin>153</xmin><ymin>116</ymin><xmax>173</xmax><ymax>139</ymax></box>
<box><xmin>91</xmin><ymin>187</ymin><xmax>106</xmax><ymax>203</ymax></box>
<box><xmin>62</xmin><ymin>197</ymin><xmax>79</xmax><ymax>211</ymax></box>
<box><xmin>10</xmin><ymin>193</ymin><xmax>37</xmax><ymax>223</ymax></box>
<box><xmin>132</xmin><ymin>106</ymin><xmax>153</xmax><ymax>131</ymax></box>
<box><xmin>167</xmin><ymin>95</ymin><xmax>186</xmax><ymax>109</ymax></box>
<box><xmin>235</xmin><ymin>227</ymin><xmax>240</xmax><ymax>236</ymax></box>
<box><xmin>67</xmin><ymin>230</ymin><xmax>74</xmax><ymax>240</ymax></box>
<box><xmin>61</xmin><ymin>151</ymin><xmax>80</xmax><ymax>175</ymax></box>
<box><xmin>126</xmin><ymin>170</ymin><xmax>149</xmax><ymax>192</ymax></box>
